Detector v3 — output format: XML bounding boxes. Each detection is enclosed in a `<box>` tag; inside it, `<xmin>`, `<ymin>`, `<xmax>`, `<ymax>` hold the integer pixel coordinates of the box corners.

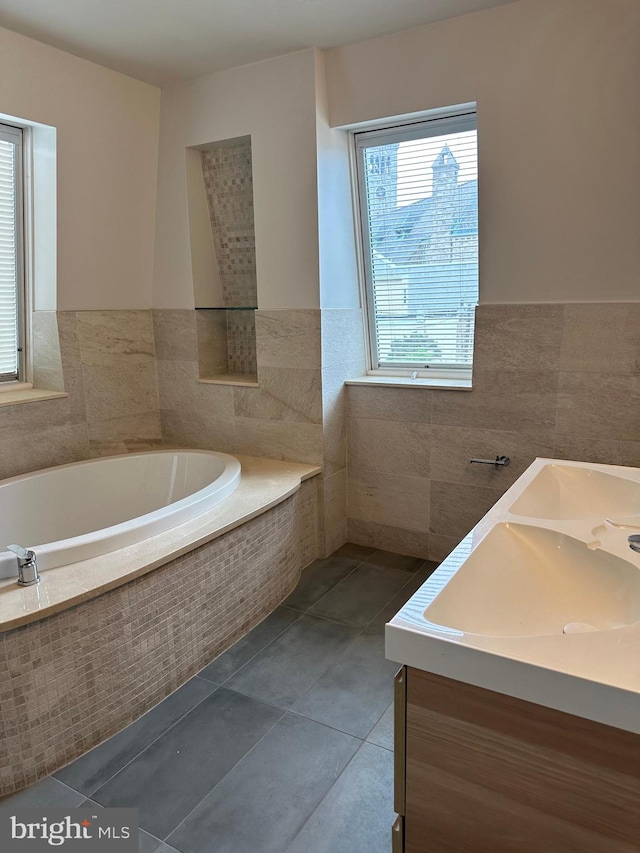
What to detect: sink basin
<box><xmin>387</xmin><ymin>458</ymin><xmax>640</xmax><ymax>736</ymax></box>
<box><xmin>508</xmin><ymin>464</ymin><xmax>640</xmax><ymax>521</ymax></box>
<box><xmin>424</xmin><ymin>523</ymin><xmax>640</xmax><ymax>637</ymax></box>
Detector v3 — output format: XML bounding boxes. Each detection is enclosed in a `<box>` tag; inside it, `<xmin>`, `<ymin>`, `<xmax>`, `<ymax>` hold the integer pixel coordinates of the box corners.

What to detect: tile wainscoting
<box><xmin>4</xmin><ymin>302</ymin><xmax>638</xmax><ymax>564</ymax></box>
<box><xmin>154</xmin><ymin>306</ymin><xmax>365</xmax><ymax>557</ymax></box>
<box><xmin>346</xmin><ymin>303</ymin><xmax>640</xmax><ymax>560</ymax></box>
<box><xmin>3</xmin><ymin>307</ymin><xmax>350</xmax><ymax>558</ymax></box>
<box><xmin>154</xmin><ymin>308</ymin><xmax>324</xmax><ymax>463</ymax></box>
<box><xmin>0</xmin><ymin>310</ymin><xmax>161</xmax><ymax>481</ymax></box>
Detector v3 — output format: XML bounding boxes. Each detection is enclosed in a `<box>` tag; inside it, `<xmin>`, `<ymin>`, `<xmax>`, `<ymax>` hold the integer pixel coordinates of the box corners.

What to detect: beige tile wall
<box><xmin>72</xmin><ymin>309</ymin><xmax>162</xmax><ymax>456</ymax></box>
<box><xmin>320</xmin><ymin>309</ymin><xmax>366</xmax><ymax>555</ymax></box>
<box><xmin>154</xmin><ymin>306</ymin><xmax>364</xmax><ymax>557</ymax></box>
<box><xmin>7</xmin><ymin>302</ymin><xmax>637</xmax><ymax>566</ymax></box>
<box><xmin>154</xmin><ymin>308</ymin><xmax>324</xmax><ymax>466</ymax></box>
<box><xmin>346</xmin><ymin>303</ymin><xmax>640</xmax><ymax>560</ymax></box>
<box><xmin>0</xmin><ymin>310</ymin><xmax>161</xmax><ymax>480</ymax></box>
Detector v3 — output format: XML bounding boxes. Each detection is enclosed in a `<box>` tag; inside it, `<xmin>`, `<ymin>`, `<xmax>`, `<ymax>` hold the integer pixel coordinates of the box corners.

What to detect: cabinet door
<box><xmin>403</xmin><ymin>666</ymin><xmax>640</xmax><ymax>853</ymax></box>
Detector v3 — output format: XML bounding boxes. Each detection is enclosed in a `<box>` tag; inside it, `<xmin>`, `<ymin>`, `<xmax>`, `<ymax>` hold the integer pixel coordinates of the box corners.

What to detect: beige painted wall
<box><xmin>314</xmin><ymin>50</ymin><xmax>360</xmax><ymax>311</ymax></box>
<box><xmin>325</xmin><ymin>0</ymin><xmax>640</xmax><ymax>304</ymax></box>
<box><xmin>0</xmin><ymin>26</ymin><xmax>161</xmax><ymax>310</ymax></box>
<box><xmin>153</xmin><ymin>49</ymin><xmax>321</xmax><ymax>310</ymax></box>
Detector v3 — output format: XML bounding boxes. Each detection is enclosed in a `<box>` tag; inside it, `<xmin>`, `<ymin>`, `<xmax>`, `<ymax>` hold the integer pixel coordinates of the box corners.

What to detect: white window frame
<box><xmin>0</xmin><ymin>121</ymin><xmax>28</xmax><ymax>386</ymax></box>
<box><xmin>352</xmin><ymin>107</ymin><xmax>478</xmax><ymax>382</ymax></box>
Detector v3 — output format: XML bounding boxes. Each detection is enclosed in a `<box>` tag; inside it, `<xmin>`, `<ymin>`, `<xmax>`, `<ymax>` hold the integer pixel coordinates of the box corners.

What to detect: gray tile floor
<box><xmin>1</xmin><ymin>543</ymin><xmax>437</xmax><ymax>853</ymax></box>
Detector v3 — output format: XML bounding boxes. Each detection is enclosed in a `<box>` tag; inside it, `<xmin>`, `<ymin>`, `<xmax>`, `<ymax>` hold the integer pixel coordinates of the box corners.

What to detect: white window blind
<box><xmin>0</xmin><ymin>123</ymin><xmax>23</xmax><ymax>382</ymax></box>
<box><xmin>355</xmin><ymin>111</ymin><xmax>478</xmax><ymax>373</ymax></box>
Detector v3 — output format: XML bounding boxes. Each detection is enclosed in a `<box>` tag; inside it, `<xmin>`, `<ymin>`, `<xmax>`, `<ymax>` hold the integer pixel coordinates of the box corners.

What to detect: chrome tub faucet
<box><xmin>7</xmin><ymin>544</ymin><xmax>40</xmax><ymax>586</ymax></box>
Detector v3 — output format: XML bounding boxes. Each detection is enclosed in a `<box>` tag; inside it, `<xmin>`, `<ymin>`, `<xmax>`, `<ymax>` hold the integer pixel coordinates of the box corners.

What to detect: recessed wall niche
<box><xmin>186</xmin><ymin>135</ymin><xmax>258</xmax><ymax>384</ymax></box>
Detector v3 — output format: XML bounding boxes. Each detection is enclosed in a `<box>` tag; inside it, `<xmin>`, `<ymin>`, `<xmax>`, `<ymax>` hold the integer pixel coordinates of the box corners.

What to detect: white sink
<box><xmin>508</xmin><ymin>464</ymin><xmax>640</xmax><ymax>521</ymax></box>
<box><xmin>386</xmin><ymin>458</ymin><xmax>640</xmax><ymax>735</ymax></box>
<box><xmin>424</xmin><ymin>523</ymin><xmax>640</xmax><ymax>637</ymax></box>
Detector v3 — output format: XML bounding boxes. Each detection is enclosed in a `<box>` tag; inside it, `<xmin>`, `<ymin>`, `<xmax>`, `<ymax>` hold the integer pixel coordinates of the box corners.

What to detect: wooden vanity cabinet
<box><xmin>392</xmin><ymin>666</ymin><xmax>640</xmax><ymax>853</ymax></box>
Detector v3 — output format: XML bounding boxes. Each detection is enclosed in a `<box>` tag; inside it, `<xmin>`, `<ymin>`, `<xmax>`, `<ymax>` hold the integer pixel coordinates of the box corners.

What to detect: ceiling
<box><xmin>0</xmin><ymin>0</ymin><xmax>520</xmax><ymax>85</ymax></box>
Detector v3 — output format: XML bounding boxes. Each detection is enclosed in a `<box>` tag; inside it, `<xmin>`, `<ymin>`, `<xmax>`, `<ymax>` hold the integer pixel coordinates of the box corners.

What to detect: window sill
<box><xmin>0</xmin><ymin>388</ymin><xmax>68</xmax><ymax>408</ymax></box>
<box><xmin>345</xmin><ymin>375</ymin><xmax>473</xmax><ymax>391</ymax></box>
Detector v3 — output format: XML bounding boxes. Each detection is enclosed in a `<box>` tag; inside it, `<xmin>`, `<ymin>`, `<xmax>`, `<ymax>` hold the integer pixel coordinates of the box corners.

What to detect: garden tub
<box><xmin>0</xmin><ymin>449</ymin><xmax>241</xmax><ymax>578</ymax></box>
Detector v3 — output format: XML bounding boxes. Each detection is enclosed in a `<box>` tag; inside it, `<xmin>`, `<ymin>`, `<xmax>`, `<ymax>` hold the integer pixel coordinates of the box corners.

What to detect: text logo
<box><xmin>2</xmin><ymin>809</ymin><xmax>138</xmax><ymax>851</ymax></box>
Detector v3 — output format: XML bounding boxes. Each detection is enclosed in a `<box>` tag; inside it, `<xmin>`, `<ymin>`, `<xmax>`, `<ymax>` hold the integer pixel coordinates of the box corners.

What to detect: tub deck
<box><xmin>0</xmin><ymin>454</ymin><xmax>320</xmax><ymax>631</ymax></box>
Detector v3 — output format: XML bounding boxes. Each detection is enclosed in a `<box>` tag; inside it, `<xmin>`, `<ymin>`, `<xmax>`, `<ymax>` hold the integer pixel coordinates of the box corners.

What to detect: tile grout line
<box><xmin>163</xmin><ymin>703</ymin><xmax>291</xmax><ymax>847</ymax></box>
<box><xmin>93</xmin><ymin>682</ymin><xmax>371</xmax><ymax>843</ymax></box>
<box><xmin>218</xmin><ymin>598</ymin><xmax>408</xmax><ymax>742</ymax></box>
<box><xmin>205</xmin><ymin>607</ymin><xmax>306</xmax><ymax>688</ymax></box>
<box><xmin>309</xmin><ymin>560</ymin><xmax>430</xmax><ymax>630</ymax></box>
<box><xmin>282</xmin><ymin>738</ymin><xmax>388</xmax><ymax>853</ymax></box>
<box><xmin>61</xmin><ymin>556</ymin><xmax>370</xmax><ymax>802</ymax></box>
<box><xmin>69</xmin><ymin>562</ymin><xmax>364</xmax><ymax>799</ymax></box>
<box><xmin>58</xmin><ymin>548</ymin><xmax>400</xmax><ymax>842</ymax></box>
<box><xmin>45</xmin><ymin>778</ymin><xmax>87</xmax><ymax>802</ymax></box>
<box><xmin>217</xmin><ymin>681</ymin><xmax>372</xmax><ymax>741</ymax></box>
<box><xmin>215</xmin><ymin>610</ymin><xmax>345</xmax><ymax>687</ymax></box>
<box><xmin>213</xmin><ymin>561</ymin><xmax>369</xmax><ymax>687</ymax></box>
<box><xmin>276</xmin><ymin>556</ymin><xmax>431</xmax><ymax>740</ymax></box>
<box><xmin>306</xmin><ymin>555</ymin><xmax>428</xmax><ymax>620</ymax></box>
<box><xmin>224</xmin><ymin>555</ymin><xmax>407</xmax><ymax>715</ymax></box>
<box><xmin>75</xmin><ymin>679</ymin><xmax>221</xmax><ymax>803</ymax></box>
<box><xmin>165</xmin><ymin>705</ymin><xmax>373</xmax><ymax>851</ymax></box>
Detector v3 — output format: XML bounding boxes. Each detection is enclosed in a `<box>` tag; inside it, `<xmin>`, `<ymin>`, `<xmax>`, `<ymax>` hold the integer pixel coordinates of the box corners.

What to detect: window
<box><xmin>354</xmin><ymin>109</ymin><xmax>478</xmax><ymax>378</ymax></box>
<box><xmin>0</xmin><ymin>122</ymin><xmax>25</xmax><ymax>383</ymax></box>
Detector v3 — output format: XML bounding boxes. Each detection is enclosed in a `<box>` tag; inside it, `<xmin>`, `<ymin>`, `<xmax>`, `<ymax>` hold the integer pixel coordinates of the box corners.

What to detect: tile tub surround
<box><xmin>3</xmin><ymin>543</ymin><xmax>434</xmax><ymax>852</ymax></box>
<box><xmin>0</xmin><ymin>310</ymin><xmax>162</xmax><ymax>481</ymax></box>
<box><xmin>0</xmin><ymin>472</ymin><xmax>320</xmax><ymax>795</ymax></box>
<box><xmin>8</xmin><ymin>300</ymin><xmax>635</xmax><ymax>569</ymax></box>
<box><xmin>346</xmin><ymin>302</ymin><xmax>640</xmax><ymax>561</ymax></box>
<box><xmin>154</xmin><ymin>306</ymin><xmax>364</xmax><ymax>557</ymax></box>
<box><xmin>76</xmin><ymin>310</ymin><xmax>161</xmax><ymax>456</ymax></box>
<box><xmin>154</xmin><ymin>308</ymin><xmax>324</xmax><ymax>464</ymax></box>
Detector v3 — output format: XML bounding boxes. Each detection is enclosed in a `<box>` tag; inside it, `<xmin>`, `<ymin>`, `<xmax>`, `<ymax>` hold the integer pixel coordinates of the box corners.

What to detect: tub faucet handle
<box><xmin>469</xmin><ymin>455</ymin><xmax>511</xmax><ymax>469</ymax></box>
<box><xmin>7</xmin><ymin>544</ymin><xmax>40</xmax><ymax>586</ymax></box>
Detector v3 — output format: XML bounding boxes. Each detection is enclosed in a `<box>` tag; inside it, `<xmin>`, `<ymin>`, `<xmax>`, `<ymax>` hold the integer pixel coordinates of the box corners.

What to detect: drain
<box><xmin>563</xmin><ymin>622</ymin><xmax>598</xmax><ymax>634</ymax></box>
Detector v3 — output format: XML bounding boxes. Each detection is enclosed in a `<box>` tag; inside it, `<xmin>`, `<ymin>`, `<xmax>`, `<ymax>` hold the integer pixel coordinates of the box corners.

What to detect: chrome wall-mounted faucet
<box><xmin>470</xmin><ymin>455</ymin><xmax>510</xmax><ymax>469</ymax></box>
<box><xmin>7</xmin><ymin>544</ymin><xmax>40</xmax><ymax>586</ymax></box>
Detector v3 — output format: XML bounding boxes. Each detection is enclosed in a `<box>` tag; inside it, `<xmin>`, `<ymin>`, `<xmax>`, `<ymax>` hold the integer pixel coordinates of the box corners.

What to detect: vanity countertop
<box><xmin>386</xmin><ymin>458</ymin><xmax>640</xmax><ymax>734</ymax></box>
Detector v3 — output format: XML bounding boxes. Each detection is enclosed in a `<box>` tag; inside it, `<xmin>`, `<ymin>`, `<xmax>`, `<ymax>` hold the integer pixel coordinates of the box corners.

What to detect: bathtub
<box><xmin>0</xmin><ymin>453</ymin><xmax>320</xmax><ymax>795</ymax></box>
<box><xmin>0</xmin><ymin>449</ymin><xmax>241</xmax><ymax>578</ymax></box>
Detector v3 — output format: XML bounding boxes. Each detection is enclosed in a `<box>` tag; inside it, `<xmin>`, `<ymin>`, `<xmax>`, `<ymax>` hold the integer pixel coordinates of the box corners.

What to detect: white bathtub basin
<box><xmin>0</xmin><ymin>449</ymin><xmax>241</xmax><ymax>577</ymax></box>
<box><xmin>508</xmin><ymin>463</ymin><xmax>640</xmax><ymax>521</ymax></box>
<box><xmin>424</xmin><ymin>522</ymin><xmax>640</xmax><ymax>637</ymax></box>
